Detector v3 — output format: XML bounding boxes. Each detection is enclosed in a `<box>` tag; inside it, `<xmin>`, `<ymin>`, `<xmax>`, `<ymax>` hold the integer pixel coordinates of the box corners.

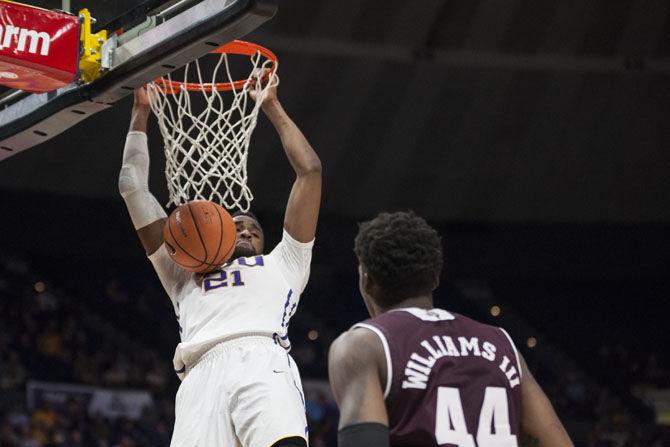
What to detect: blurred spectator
<box><xmin>35</xmin><ymin>290</ymin><xmax>59</xmax><ymax>314</ymax></box>
<box><xmin>0</xmin><ymin>351</ymin><xmax>26</xmax><ymax>390</ymax></box>
<box><xmin>30</xmin><ymin>402</ymin><xmax>58</xmax><ymax>446</ymax></box>
<box><xmin>37</xmin><ymin>321</ymin><xmax>62</xmax><ymax>357</ymax></box>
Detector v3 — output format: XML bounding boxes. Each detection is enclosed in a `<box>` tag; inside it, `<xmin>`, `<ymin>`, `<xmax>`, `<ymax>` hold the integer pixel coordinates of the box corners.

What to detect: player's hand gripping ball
<box><xmin>163</xmin><ymin>200</ymin><xmax>237</xmax><ymax>273</ymax></box>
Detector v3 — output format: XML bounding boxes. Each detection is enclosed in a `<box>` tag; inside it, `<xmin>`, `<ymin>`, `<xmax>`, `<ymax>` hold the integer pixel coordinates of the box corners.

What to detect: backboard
<box><xmin>0</xmin><ymin>0</ymin><xmax>277</xmax><ymax>160</ymax></box>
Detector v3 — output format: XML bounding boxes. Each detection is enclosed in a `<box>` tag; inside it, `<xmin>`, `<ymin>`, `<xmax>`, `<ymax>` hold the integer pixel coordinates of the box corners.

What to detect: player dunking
<box><xmin>329</xmin><ymin>212</ymin><xmax>572</xmax><ymax>447</ymax></box>
<box><xmin>119</xmin><ymin>84</ymin><xmax>321</xmax><ymax>447</ymax></box>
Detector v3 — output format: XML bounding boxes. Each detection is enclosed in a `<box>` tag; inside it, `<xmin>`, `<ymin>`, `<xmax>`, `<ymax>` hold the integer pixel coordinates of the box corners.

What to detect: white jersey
<box><xmin>149</xmin><ymin>230</ymin><xmax>314</xmax><ymax>378</ymax></box>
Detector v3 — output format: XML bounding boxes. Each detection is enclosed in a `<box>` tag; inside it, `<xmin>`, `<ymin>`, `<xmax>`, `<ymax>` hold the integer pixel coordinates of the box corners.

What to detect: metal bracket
<box><xmin>116</xmin><ymin>16</ymin><xmax>157</xmax><ymax>48</ymax></box>
<box><xmin>78</xmin><ymin>8</ymin><xmax>108</xmax><ymax>83</ymax></box>
<box><xmin>100</xmin><ymin>35</ymin><xmax>118</xmax><ymax>70</ymax></box>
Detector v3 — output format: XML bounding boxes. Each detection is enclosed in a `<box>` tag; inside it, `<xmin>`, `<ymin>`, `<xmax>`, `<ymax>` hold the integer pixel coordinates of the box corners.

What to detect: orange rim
<box><xmin>153</xmin><ymin>40</ymin><xmax>278</xmax><ymax>94</ymax></box>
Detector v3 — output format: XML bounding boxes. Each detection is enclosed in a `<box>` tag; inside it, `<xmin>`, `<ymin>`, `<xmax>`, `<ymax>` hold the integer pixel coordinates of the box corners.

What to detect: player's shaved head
<box><xmin>354</xmin><ymin>211</ymin><xmax>443</xmax><ymax>308</ymax></box>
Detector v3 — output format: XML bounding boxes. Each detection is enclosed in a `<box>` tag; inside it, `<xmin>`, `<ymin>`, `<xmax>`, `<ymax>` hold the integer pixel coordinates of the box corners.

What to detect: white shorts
<box><xmin>171</xmin><ymin>336</ymin><xmax>308</xmax><ymax>447</ymax></box>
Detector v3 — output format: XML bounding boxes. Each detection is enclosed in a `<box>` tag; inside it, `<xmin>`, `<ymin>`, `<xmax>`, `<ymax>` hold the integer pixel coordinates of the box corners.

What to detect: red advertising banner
<box><xmin>0</xmin><ymin>1</ymin><xmax>80</xmax><ymax>92</ymax></box>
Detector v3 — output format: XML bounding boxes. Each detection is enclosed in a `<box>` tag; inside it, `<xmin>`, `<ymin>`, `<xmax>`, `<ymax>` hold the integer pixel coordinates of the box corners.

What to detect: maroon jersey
<box><xmin>354</xmin><ymin>307</ymin><xmax>522</xmax><ymax>447</ymax></box>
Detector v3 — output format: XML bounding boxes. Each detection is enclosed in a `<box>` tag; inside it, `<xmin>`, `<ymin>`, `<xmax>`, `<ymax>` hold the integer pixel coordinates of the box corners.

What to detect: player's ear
<box><xmin>358</xmin><ymin>264</ymin><xmax>374</xmax><ymax>297</ymax></box>
<box><xmin>363</xmin><ymin>271</ymin><xmax>379</xmax><ymax>298</ymax></box>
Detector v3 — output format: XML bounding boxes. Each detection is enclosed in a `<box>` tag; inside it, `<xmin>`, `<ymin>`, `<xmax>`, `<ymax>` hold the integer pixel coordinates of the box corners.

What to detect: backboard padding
<box><xmin>0</xmin><ymin>0</ymin><xmax>277</xmax><ymax>160</ymax></box>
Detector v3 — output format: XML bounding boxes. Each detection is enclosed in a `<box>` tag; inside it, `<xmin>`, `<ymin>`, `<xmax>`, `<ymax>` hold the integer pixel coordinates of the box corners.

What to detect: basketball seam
<box><xmin>167</xmin><ymin>213</ymin><xmax>206</xmax><ymax>268</ymax></box>
<box><xmin>209</xmin><ymin>203</ymin><xmax>224</xmax><ymax>266</ymax></box>
<box><xmin>217</xmin><ymin>207</ymin><xmax>236</xmax><ymax>265</ymax></box>
<box><xmin>186</xmin><ymin>201</ymin><xmax>209</xmax><ymax>265</ymax></box>
<box><xmin>166</xmin><ymin>203</ymin><xmax>233</xmax><ymax>272</ymax></box>
<box><xmin>216</xmin><ymin>207</ymin><xmax>237</xmax><ymax>263</ymax></box>
<box><xmin>222</xmin><ymin>238</ymin><xmax>236</xmax><ymax>261</ymax></box>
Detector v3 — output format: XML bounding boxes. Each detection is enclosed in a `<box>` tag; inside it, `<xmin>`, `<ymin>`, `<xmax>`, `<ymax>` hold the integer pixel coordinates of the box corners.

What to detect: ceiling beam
<box><xmin>266</xmin><ymin>36</ymin><xmax>670</xmax><ymax>74</ymax></box>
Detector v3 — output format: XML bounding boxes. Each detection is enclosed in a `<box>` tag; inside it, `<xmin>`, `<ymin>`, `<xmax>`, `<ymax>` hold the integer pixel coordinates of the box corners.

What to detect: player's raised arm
<box><xmin>119</xmin><ymin>88</ymin><xmax>190</xmax><ymax>302</ymax></box>
<box><xmin>328</xmin><ymin>329</ymin><xmax>390</xmax><ymax>447</ymax></box>
<box><xmin>254</xmin><ymin>84</ymin><xmax>321</xmax><ymax>243</ymax></box>
<box><xmin>519</xmin><ymin>355</ymin><xmax>574</xmax><ymax>447</ymax></box>
<box><xmin>119</xmin><ymin>87</ymin><xmax>167</xmax><ymax>256</ymax></box>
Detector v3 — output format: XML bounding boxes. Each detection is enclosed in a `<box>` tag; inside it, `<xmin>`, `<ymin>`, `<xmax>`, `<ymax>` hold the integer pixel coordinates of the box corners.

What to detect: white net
<box><xmin>147</xmin><ymin>45</ymin><xmax>277</xmax><ymax>211</ymax></box>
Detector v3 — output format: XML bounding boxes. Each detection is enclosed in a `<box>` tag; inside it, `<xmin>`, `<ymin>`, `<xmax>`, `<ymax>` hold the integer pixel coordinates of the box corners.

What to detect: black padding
<box><xmin>271</xmin><ymin>435</ymin><xmax>307</xmax><ymax>447</ymax></box>
<box><xmin>338</xmin><ymin>422</ymin><xmax>389</xmax><ymax>447</ymax></box>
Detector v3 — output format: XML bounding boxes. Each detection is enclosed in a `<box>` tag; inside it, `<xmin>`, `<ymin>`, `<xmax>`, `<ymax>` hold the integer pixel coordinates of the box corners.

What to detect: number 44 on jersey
<box><xmin>435</xmin><ymin>386</ymin><xmax>518</xmax><ymax>447</ymax></box>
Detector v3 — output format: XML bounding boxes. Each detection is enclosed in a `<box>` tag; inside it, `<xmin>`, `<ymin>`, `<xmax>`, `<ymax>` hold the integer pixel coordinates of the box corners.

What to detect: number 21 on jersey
<box><xmin>202</xmin><ymin>255</ymin><xmax>264</xmax><ymax>291</ymax></box>
<box><xmin>435</xmin><ymin>386</ymin><xmax>517</xmax><ymax>446</ymax></box>
<box><xmin>203</xmin><ymin>270</ymin><xmax>244</xmax><ymax>291</ymax></box>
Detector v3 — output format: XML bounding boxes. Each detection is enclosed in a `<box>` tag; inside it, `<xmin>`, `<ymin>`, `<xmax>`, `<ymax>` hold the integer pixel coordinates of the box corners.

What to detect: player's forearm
<box><xmin>520</xmin><ymin>357</ymin><xmax>573</xmax><ymax>447</ymax></box>
<box><xmin>119</xmin><ymin>132</ymin><xmax>167</xmax><ymax>254</ymax></box>
<box><xmin>262</xmin><ymin>99</ymin><xmax>321</xmax><ymax>176</ymax></box>
<box><xmin>129</xmin><ymin>105</ymin><xmax>151</xmax><ymax>133</ymax></box>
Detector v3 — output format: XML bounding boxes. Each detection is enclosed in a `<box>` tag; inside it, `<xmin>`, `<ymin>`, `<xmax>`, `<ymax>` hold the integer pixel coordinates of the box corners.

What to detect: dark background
<box><xmin>1</xmin><ymin>1</ymin><xmax>669</xmax><ymax>445</ymax></box>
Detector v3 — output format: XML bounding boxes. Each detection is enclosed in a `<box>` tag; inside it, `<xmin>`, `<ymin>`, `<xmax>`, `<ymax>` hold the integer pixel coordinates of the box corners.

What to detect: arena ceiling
<box><xmin>1</xmin><ymin>0</ymin><xmax>670</xmax><ymax>223</ymax></box>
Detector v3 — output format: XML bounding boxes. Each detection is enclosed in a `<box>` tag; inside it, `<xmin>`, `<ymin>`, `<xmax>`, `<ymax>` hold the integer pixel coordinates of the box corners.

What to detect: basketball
<box><xmin>163</xmin><ymin>200</ymin><xmax>237</xmax><ymax>273</ymax></box>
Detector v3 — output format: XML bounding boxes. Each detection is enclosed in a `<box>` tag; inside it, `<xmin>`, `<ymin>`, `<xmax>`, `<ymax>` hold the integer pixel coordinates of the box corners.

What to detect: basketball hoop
<box><xmin>147</xmin><ymin>40</ymin><xmax>279</xmax><ymax>211</ymax></box>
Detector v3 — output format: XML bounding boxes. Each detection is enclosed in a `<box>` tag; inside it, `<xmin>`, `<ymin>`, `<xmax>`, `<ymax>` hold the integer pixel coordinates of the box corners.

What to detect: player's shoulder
<box><xmin>447</xmin><ymin>313</ymin><xmax>521</xmax><ymax>354</ymax></box>
<box><xmin>269</xmin><ymin>230</ymin><xmax>315</xmax><ymax>254</ymax></box>
<box><xmin>439</xmin><ymin>309</ymin><xmax>505</xmax><ymax>333</ymax></box>
<box><xmin>362</xmin><ymin>307</ymin><xmax>457</xmax><ymax>331</ymax></box>
<box><xmin>385</xmin><ymin>307</ymin><xmax>511</xmax><ymax>342</ymax></box>
<box><xmin>329</xmin><ymin>326</ymin><xmax>385</xmax><ymax>371</ymax></box>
